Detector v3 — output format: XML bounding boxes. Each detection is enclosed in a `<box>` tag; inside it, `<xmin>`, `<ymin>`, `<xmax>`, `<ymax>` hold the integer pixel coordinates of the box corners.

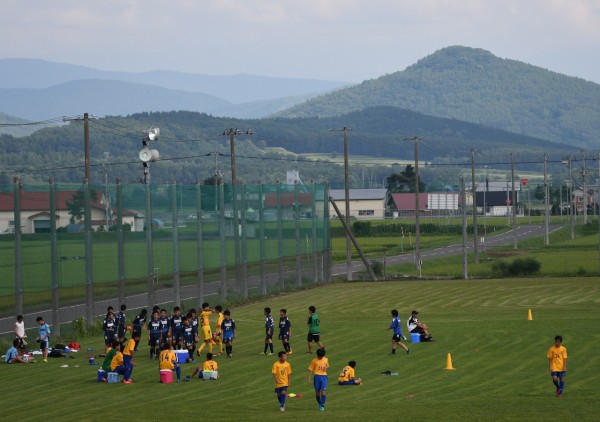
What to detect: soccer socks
<box><xmin>279</xmin><ymin>394</ymin><xmax>286</xmax><ymax>407</ymax></box>
<box><xmin>283</xmin><ymin>343</ymin><xmax>290</xmax><ymax>353</ymax></box>
<box><xmin>553</xmin><ymin>379</ymin><xmax>560</xmax><ymax>388</ymax></box>
<box><xmin>559</xmin><ymin>380</ymin><xmax>564</xmax><ymax>390</ymax></box>
<box><xmin>175</xmin><ymin>366</ymin><xmax>181</xmax><ymax>381</ymax></box>
<box><xmin>264</xmin><ymin>344</ymin><xmax>269</xmax><ymax>354</ymax></box>
<box><xmin>391</xmin><ymin>349</ymin><xmax>396</xmax><ymax>354</ymax></box>
<box><xmin>321</xmin><ymin>394</ymin><xmax>326</xmax><ymax>406</ymax></box>
<box><xmin>269</xmin><ymin>343</ymin><xmax>274</xmax><ymax>354</ymax></box>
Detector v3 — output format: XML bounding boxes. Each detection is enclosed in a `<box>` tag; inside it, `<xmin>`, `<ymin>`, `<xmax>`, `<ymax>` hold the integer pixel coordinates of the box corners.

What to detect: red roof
<box><xmin>264</xmin><ymin>192</ymin><xmax>313</xmax><ymax>207</ymax></box>
<box><xmin>391</xmin><ymin>193</ymin><xmax>428</xmax><ymax>211</ymax></box>
<box><xmin>0</xmin><ymin>191</ymin><xmax>105</xmax><ymax>212</ymax></box>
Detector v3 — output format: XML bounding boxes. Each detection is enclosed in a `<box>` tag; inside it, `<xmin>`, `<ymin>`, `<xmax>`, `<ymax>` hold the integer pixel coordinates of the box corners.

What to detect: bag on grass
<box><xmin>48</xmin><ymin>349</ymin><xmax>66</xmax><ymax>358</ymax></box>
<box><xmin>54</xmin><ymin>343</ymin><xmax>66</xmax><ymax>350</ymax></box>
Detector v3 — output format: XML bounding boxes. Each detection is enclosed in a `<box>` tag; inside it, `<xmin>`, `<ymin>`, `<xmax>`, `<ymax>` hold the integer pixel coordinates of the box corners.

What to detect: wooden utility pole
<box><xmin>511</xmin><ymin>152</ymin><xmax>517</xmax><ymax>250</ymax></box>
<box><xmin>471</xmin><ymin>149</ymin><xmax>479</xmax><ymax>263</ymax></box>
<box><xmin>543</xmin><ymin>153</ymin><xmax>550</xmax><ymax>245</ymax></box>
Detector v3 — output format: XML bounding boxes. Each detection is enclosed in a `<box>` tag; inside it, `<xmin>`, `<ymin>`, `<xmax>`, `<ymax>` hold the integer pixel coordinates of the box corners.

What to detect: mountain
<box><xmin>0</xmin><ymin>112</ymin><xmax>52</xmax><ymax>137</ymax></box>
<box><xmin>275</xmin><ymin>46</ymin><xmax>600</xmax><ymax>148</ymax></box>
<box><xmin>0</xmin><ymin>58</ymin><xmax>347</xmax><ymax>103</ymax></box>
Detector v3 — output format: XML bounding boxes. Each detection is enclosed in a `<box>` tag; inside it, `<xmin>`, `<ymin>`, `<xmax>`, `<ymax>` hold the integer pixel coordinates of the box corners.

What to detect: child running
<box><xmin>548</xmin><ymin>335</ymin><xmax>568</xmax><ymax>397</ymax></box>
<box><xmin>308</xmin><ymin>348</ymin><xmax>329</xmax><ymax>411</ymax></box>
<box><xmin>386</xmin><ymin>309</ymin><xmax>410</xmax><ymax>355</ymax></box>
<box><xmin>307</xmin><ymin>306</ymin><xmax>324</xmax><ymax>354</ymax></box>
<box><xmin>272</xmin><ymin>351</ymin><xmax>292</xmax><ymax>412</ymax></box>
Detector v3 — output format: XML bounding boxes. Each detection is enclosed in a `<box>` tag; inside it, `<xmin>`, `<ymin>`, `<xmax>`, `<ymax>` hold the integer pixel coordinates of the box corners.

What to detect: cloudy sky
<box><xmin>2</xmin><ymin>0</ymin><xmax>599</xmax><ymax>83</ymax></box>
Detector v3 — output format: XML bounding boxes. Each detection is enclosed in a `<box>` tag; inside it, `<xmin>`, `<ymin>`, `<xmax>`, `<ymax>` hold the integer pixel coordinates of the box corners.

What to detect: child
<box><xmin>221</xmin><ymin>310</ymin><xmax>236</xmax><ymax>358</ymax></box>
<box><xmin>308</xmin><ymin>348</ymin><xmax>329</xmax><ymax>411</ymax></box>
<box><xmin>182</xmin><ymin>316</ymin><xmax>196</xmax><ymax>363</ymax></box>
<box><xmin>36</xmin><ymin>316</ymin><xmax>50</xmax><ymax>362</ymax></box>
<box><xmin>548</xmin><ymin>335</ymin><xmax>568</xmax><ymax>397</ymax></box>
<box><xmin>190</xmin><ymin>352</ymin><xmax>219</xmax><ymax>380</ymax></box>
<box><xmin>307</xmin><ymin>306</ymin><xmax>324</xmax><ymax>354</ymax></box>
<box><xmin>214</xmin><ymin>305</ymin><xmax>224</xmax><ymax>356</ymax></box>
<box><xmin>386</xmin><ymin>310</ymin><xmax>410</xmax><ymax>355</ymax></box>
<box><xmin>159</xmin><ymin>342</ymin><xmax>181</xmax><ymax>383</ymax></box>
<box><xmin>278</xmin><ymin>309</ymin><xmax>292</xmax><ymax>355</ymax></box>
<box><xmin>103</xmin><ymin>312</ymin><xmax>118</xmax><ymax>347</ymax></box>
<box><xmin>110</xmin><ymin>342</ymin><xmax>125</xmax><ymax>376</ymax></box>
<box><xmin>132</xmin><ymin>309</ymin><xmax>147</xmax><ymax>351</ymax></box>
<box><xmin>122</xmin><ymin>333</ymin><xmax>140</xmax><ymax>384</ymax></box>
<box><xmin>170</xmin><ymin>306</ymin><xmax>184</xmax><ymax>350</ymax></box>
<box><xmin>159</xmin><ymin>308</ymin><xmax>170</xmax><ymax>349</ymax></box>
<box><xmin>148</xmin><ymin>310</ymin><xmax>162</xmax><ymax>359</ymax></box>
<box><xmin>197</xmin><ymin>303</ymin><xmax>214</xmax><ymax>356</ymax></box>
<box><xmin>263</xmin><ymin>307</ymin><xmax>274</xmax><ymax>355</ymax></box>
<box><xmin>188</xmin><ymin>309</ymin><xmax>199</xmax><ymax>351</ymax></box>
<box><xmin>338</xmin><ymin>361</ymin><xmax>362</xmax><ymax>385</ymax></box>
<box><xmin>14</xmin><ymin>315</ymin><xmax>26</xmax><ymax>349</ymax></box>
<box><xmin>5</xmin><ymin>338</ymin><xmax>31</xmax><ymax>364</ymax></box>
<box><xmin>101</xmin><ymin>341</ymin><xmax>119</xmax><ymax>377</ymax></box>
<box><xmin>116</xmin><ymin>304</ymin><xmax>127</xmax><ymax>349</ymax></box>
<box><xmin>272</xmin><ymin>351</ymin><xmax>292</xmax><ymax>412</ymax></box>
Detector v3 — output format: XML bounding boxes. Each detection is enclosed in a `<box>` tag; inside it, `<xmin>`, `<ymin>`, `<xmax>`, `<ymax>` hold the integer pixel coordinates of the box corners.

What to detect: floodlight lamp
<box><xmin>139</xmin><ymin>148</ymin><xmax>152</xmax><ymax>162</ymax></box>
<box><xmin>147</xmin><ymin>128</ymin><xmax>160</xmax><ymax>141</ymax></box>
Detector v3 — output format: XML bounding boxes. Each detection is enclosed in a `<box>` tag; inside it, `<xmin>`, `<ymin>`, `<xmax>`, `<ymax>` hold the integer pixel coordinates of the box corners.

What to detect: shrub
<box><xmin>370</xmin><ymin>260</ymin><xmax>384</xmax><ymax>277</ymax></box>
<box><xmin>353</xmin><ymin>221</ymin><xmax>372</xmax><ymax>237</ymax></box>
<box><xmin>491</xmin><ymin>257</ymin><xmax>541</xmax><ymax>277</ymax></box>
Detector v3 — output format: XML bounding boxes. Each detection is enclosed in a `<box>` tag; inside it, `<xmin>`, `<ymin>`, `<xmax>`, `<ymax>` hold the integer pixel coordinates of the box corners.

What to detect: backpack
<box><xmin>48</xmin><ymin>349</ymin><xmax>66</xmax><ymax>358</ymax></box>
<box><xmin>68</xmin><ymin>341</ymin><xmax>81</xmax><ymax>350</ymax></box>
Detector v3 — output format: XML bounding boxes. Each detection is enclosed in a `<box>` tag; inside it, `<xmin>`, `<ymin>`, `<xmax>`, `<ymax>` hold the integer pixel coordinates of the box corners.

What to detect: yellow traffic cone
<box><xmin>527</xmin><ymin>308</ymin><xmax>533</xmax><ymax>321</ymax></box>
<box><xmin>444</xmin><ymin>352</ymin><xmax>456</xmax><ymax>370</ymax></box>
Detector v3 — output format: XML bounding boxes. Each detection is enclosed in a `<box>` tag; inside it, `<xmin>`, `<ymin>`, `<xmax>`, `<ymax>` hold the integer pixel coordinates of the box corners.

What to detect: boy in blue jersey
<box><xmin>5</xmin><ymin>338</ymin><xmax>31</xmax><ymax>364</ymax></box>
<box><xmin>36</xmin><ymin>316</ymin><xmax>51</xmax><ymax>362</ymax></box>
<box><xmin>147</xmin><ymin>310</ymin><xmax>162</xmax><ymax>359</ymax></box>
<box><xmin>170</xmin><ymin>307</ymin><xmax>184</xmax><ymax>350</ymax></box>
<box><xmin>278</xmin><ymin>309</ymin><xmax>292</xmax><ymax>354</ymax></box>
<box><xmin>386</xmin><ymin>310</ymin><xmax>410</xmax><ymax>355</ymax></box>
<box><xmin>116</xmin><ymin>304</ymin><xmax>127</xmax><ymax>349</ymax></box>
<box><xmin>103</xmin><ymin>312</ymin><xmax>118</xmax><ymax>347</ymax></box>
<box><xmin>132</xmin><ymin>309</ymin><xmax>147</xmax><ymax>351</ymax></box>
<box><xmin>188</xmin><ymin>309</ymin><xmax>199</xmax><ymax>351</ymax></box>
<box><xmin>221</xmin><ymin>310</ymin><xmax>236</xmax><ymax>358</ymax></box>
<box><xmin>159</xmin><ymin>309</ymin><xmax>170</xmax><ymax>349</ymax></box>
<box><xmin>263</xmin><ymin>307</ymin><xmax>274</xmax><ymax>355</ymax></box>
<box><xmin>182</xmin><ymin>315</ymin><xmax>196</xmax><ymax>363</ymax></box>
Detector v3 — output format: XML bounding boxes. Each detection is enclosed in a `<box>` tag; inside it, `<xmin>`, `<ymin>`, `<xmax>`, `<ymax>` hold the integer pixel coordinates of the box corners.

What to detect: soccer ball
<box><xmin>22</xmin><ymin>355</ymin><xmax>29</xmax><ymax>362</ymax></box>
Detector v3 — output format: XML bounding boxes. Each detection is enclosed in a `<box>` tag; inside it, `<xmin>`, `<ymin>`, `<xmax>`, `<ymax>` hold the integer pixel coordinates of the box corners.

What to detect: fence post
<box><xmin>172</xmin><ymin>180</ymin><xmax>181</xmax><ymax>308</ymax></box>
<box><xmin>277</xmin><ymin>181</ymin><xmax>285</xmax><ymax>291</ymax></box>
<box><xmin>13</xmin><ymin>177</ymin><xmax>23</xmax><ymax>316</ymax></box>
<box><xmin>241</xmin><ymin>183</ymin><xmax>248</xmax><ymax>299</ymax></box>
<box><xmin>219</xmin><ymin>182</ymin><xmax>227</xmax><ymax>302</ymax></box>
<box><xmin>116</xmin><ymin>178</ymin><xmax>125</xmax><ymax>305</ymax></box>
<box><xmin>294</xmin><ymin>181</ymin><xmax>302</xmax><ymax>288</ymax></box>
<box><xmin>259</xmin><ymin>183</ymin><xmax>266</xmax><ymax>295</ymax></box>
<box><xmin>311</xmin><ymin>182</ymin><xmax>318</xmax><ymax>283</ymax></box>
<box><xmin>196</xmin><ymin>182</ymin><xmax>205</xmax><ymax>308</ymax></box>
<box><xmin>49</xmin><ymin>179</ymin><xmax>60</xmax><ymax>338</ymax></box>
<box><xmin>84</xmin><ymin>179</ymin><xmax>94</xmax><ymax>326</ymax></box>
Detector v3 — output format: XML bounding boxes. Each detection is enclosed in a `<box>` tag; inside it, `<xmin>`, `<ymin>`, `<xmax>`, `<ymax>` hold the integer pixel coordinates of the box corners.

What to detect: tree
<box><xmin>386</xmin><ymin>165</ymin><xmax>425</xmax><ymax>193</ymax></box>
<box><xmin>66</xmin><ymin>189</ymin><xmax>98</xmax><ymax>224</ymax></box>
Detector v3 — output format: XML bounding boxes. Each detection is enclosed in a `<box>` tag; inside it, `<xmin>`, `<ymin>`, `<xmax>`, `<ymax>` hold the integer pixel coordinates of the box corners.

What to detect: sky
<box><xmin>2</xmin><ymin>0</ymin><xmax>600</xmax><ymax>83</ymax></box>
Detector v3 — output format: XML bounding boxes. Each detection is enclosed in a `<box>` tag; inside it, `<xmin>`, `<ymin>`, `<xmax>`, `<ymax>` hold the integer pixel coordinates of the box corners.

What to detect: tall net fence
<box><xmin>0</xmin><ymin>180</ymin><xmax>331</xmax><ymax>326</ymax></box>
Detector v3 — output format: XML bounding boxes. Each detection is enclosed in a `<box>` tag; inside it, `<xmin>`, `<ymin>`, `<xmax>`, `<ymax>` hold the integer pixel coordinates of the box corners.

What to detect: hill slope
<box><xmin>276</xmin><ymin>46</ymin><xmax>600</xmax><ymax>148</ymax></box>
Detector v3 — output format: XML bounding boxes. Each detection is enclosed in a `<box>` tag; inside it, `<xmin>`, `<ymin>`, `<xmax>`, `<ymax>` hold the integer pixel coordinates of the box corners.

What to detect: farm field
<box><xmin>2</xmin><ymin>278</ymin><xmax>599</xmax><ymax>421</ymax></box>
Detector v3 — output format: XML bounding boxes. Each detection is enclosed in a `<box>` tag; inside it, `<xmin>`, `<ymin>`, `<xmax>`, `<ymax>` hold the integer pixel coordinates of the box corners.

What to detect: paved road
<box><xmin>0</xmin><ymin>224</ymin><xmax>562</xmax><ymax>335</ymax></box>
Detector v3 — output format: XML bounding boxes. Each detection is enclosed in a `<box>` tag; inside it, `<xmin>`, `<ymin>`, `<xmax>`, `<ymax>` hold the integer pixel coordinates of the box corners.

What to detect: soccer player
<box><xmin>386</xmin><ymin>310</ymin><xmax>410</xmax><ymax>355</ymax></box>
<box><xmin>407</xmin><ymin>310</ymin><xmax>431</xmax><ymax>338</ymax></box>
<box><xmin>307</xmin><ymin>306</ymin><xmax>324</xmax><ymax>354</ymax></box>
<box><xmin>101</xmin><ymin>341</ymin><xmax>119</xmax><ymax>376</ymax></box>
<box><xmin>182</xmin><ymin>315</ymin><xmax>196</xmax><ymax>363</ymax></box>
<box><xmin>188</xmin><ymin>308</ymin><xmax>199</xmax><ymax>351</ymax></box>
<box><xmin>221</xmin><ymin>310</ymin><xmax>236</xmax><ymax>358</ymax></box>
<box><xmin>5</xmin><ymin>338</ymin><xmax>31</xmax><ymax>364</ymax></box>
<box><xmin>170</xmin><ymin>306</ymin><xmax>184</xmax><ymax>350</ymax></box>
<box><xmin>278</xmin><ymin>309</ymin><xmax>292</xmax><ymax>354</ymax></box>
<box><xmin>263</xmin><ymin>307</ymin><xmax>275</xmax><ymax>355</ymax></box>
<box><xmin>197</xmin><ymin>303</ymin><xmax>214</xmax><ymax>356</ymax></box>
<box><xmin>103</xmin><ymin>312</ymin><xmax>118</xmax><ymax>347</ymax></box>
<box><xmin>147</xmin><ymin>310</ymin><xmax>162</xmax><ymax>359</ymax></box>
<box><xmin>308</xmin><ymin>348</ymin><xmax>329</xmax><ymax>411</ymax></box>
<box><xmin>122</xmin><ymin>333</ymin><xmax>139</xmax><ymax>384</ymax></box>
<box><xmin>110</xmin><ymin>342</ymin><xmax>125</xmax><ymax>377</ymax></box>
<box><xmin>159</xmin><ymin>308</ymin><xmax>170</xmax><ymax>349</ymax></box>
<box><xmin>36</xmin><ymin>316</ymin><xmax>51</xmax><ymax>362</ymax></box>
<box><xmin>159</xmin><ymin>342</ymin><xmax>181</xmax><ymax>383</ymax></box>
<box><xmin>548</xmin><ymin>335</ymin><xmax>568</xmax><ymax>397</ymax></box>
<box><xmin>132</xmin><ymin>309</ymin><xmax>147</xmax><ymax>351</ymax></box>
<box><xmin>272</xmin><ymin>351</ymin><xmax>292</xmax><ymax>412</ymax></box>
<box><xmin>116</xmin><ymin>304</ymin><xmax>127</xmax><ymax>350</ymax></box>
<box><xmin>214</xmin><ymin>305</ymin><xmax>224</xmax><ymax>356</ymax></box>
<box><xmin>190</xmin><ymin>352</ymin><xmax>219</xmax><ymax>380</ymax></box>
<box><xmin>338</xmin><ymin>361</ymin><xmax>362</xmax><ymax>385</ymax></box>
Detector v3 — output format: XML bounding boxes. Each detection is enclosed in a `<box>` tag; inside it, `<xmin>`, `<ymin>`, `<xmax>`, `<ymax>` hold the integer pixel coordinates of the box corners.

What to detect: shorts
<box><xmin>551</xmin><ymin>371</ymin><xmax>566</xmax><ymax>377</ymax></box>
<box><xmin>117</xmin><ymin>328</ymin><xmax>126</xmax><ymax>339</ymax></box>
<box><xmin>39</xmin><ymin>340</ymin><xmax>48</xmax><ymax>351</ymax></box>
<box><xmin>148</xmin><ymin>333</ymin><xmax>161</xmax><ymax>346</ymax></box>
<box><xmin>172</xmin><ymin>333</ymin><xmax>183</xmax><ymax>344</ymax></box>
<box><xmin>411</xmin><ymin>327</ymin><xmax>424</xmax><ymax>334</ymax></box>
<box><xmin>265</xmin><ymin>333</ymin><xmax>273</xmax><ymax>340</ymax></box>
<box><xmin>279</xmin><ymin>333</ymin><xmax>290</xmax><ymax>341</ymax></box>
<box><xmin>338</xmin><ymin>380</ymin><xmax>357</xmax><ymax>385</ymax></box>
<box><xmin>132</xmin><ymin>328</ymin><xmax>142</xmax><ymax>337</ymax></box>
<box><xmin>307</xmin><ymin>333</ymin><xmax>320</xmax><ymax>343</ymax></box>
<box><xmin>105</xmin><ymin>333</ymin><xmax>117</xmax><ymax>345</ymax></box>
<box><xmin>201</xmin><ymin>326</ymin><xmax>212</xmax><ymax>341</ymax></box>
<box><xmin>392</xmin><ymin>334</ymin><xmax>405</xmax><ymax>342</ymax></box>
<box><xmin>274</xmin><ymin>386</ymin><xmax>288</xmax><ymax>394</ymax></box>
<box><xmin>223</xmin><ymin>334</ymin><xmax>234</xmax><ymax>342</ymax></box>
<box><xmin>161</xmin><ymin>332</ymin><xmax>170</xmax><ymax>344</ymax></box>
<box><xmin>313</xmin><ymin>374</ymin><xmax>328</xmax><ymax>392</ymax></box>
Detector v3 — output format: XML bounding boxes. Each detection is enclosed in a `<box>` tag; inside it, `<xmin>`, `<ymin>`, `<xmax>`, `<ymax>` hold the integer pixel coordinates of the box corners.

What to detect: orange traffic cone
<box><xmin>444</xmin><ymin>352</ymin><xmax>456</xmax><ymax>370</ymax></box>
<box><xmin>527</xmin><ymin>308</ymin><xmax>533</xmax><ymax>321</ymax></box>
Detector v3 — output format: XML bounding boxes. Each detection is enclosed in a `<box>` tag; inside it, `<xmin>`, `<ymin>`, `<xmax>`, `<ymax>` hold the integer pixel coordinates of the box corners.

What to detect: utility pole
<box><xmin>461</xmin><ymin>178</ymin><xmax>468</xmax><ymax>280</ymax></box>
<box><xmin>582</xmin><ymin>149</ymin><xmax>588</xmax><ymax>225</ymax></box>
<box><xmin>543</xmin><ymin>153</ymin><xmax>550</xmax><ymax>245</ymax></box>
<box><xmin>511</xmin><ymin>152</ymin><xmax>517</xmax><ymax>250</ymax></box>
<box><xmin>331</xmin><ymin>127</ymin><xmax>353</xmax><ymax>281</ymax></box>
<box><xmin>563</xmin><ymin>156</ymin><xmax>575</xmax><ymax>240</ymax></box>
<box><xmin>404</xmin><ymin>136</ymin><xmax>423</xmax><ymax>273</ymax></box>
<box><xmin>471</xmin><ymin>149</ymin><xmax>479</xmax><ymax>264</ymax></box>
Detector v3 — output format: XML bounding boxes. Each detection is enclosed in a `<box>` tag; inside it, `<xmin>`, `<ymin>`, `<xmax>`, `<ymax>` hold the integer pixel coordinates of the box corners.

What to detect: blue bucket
<box><xmin>410</xmin><ymin>332</ymin><xmax>421</xmax><ymax>343</ymax></box>
<box><xmin>97</xmin><ymin>369</ymin><xmax>107</xmax><ymax>382</ymax></box>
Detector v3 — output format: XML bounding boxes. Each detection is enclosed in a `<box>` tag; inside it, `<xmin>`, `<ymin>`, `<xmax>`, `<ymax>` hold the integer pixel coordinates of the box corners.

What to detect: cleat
<box><xmin>388</xmin><ymin>352</ymin><xmax>396</xmax><ymax>356</ymax></box>
<box><xmin>280</xmin><ymin>406</ymin><xmax>285</xmax><ymax>412</ymax></box>
<box><xmin>42</xmin><ymin>359</ymin><xmax>47</xmax><ymax>363</ymax></box>
<box><xmin>123</xmin><ymin>379</ymin><xmax>133</xmax><ymax>384</ymax></box>
<box><xmin>407</xmin><ymin>348</ymin><xmax>411</xmax><ymax>355</ymax></box>
<box><xmin>558</xmin><ymin>389</ymin><xmax>563</xmax><ymax>397</ymax></box>
<box><xmin>319</xmin><ymin>406</ymin><xmax>325</xmax><ymax>411</ymax></box>
<box><xmin>268</xmin><ymin>352</ymin><xmax>274</xmax><ymax>356</ymax></box>
<box><xmin>101</xmin><ymin>378</ymin><xmax>107</xmax><ymax>383</ymax></box>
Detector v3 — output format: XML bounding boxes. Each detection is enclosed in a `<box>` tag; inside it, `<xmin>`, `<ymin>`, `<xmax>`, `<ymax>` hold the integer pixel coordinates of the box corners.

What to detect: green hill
<box><xmin>276</xmin><ymin>46</ymin><xmax>600</xmax><ymax>148</ymax></box>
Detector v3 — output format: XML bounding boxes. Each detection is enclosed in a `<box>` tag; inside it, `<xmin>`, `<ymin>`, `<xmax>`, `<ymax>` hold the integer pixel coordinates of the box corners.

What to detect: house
<box><xmin>572</xmin><ymin>188</ymin><xmax>595</xmax><ymax>214</ymax></box>
<box><xmin>474</xmin><ymin>181</ymin><xmax>521</xmax><ymax>216</ymax></box>
<box><xmin>329</xmin><ymin>189</ymin><xmax>388</xmax><ymax>220</ymax></box>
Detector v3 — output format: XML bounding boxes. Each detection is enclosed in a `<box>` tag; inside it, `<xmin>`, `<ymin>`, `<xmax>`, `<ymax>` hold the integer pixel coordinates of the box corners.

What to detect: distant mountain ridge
<box><xmin>275</xmin><ymin>46</ymin><xmax>600</xmax><ymax>148</ymax></box>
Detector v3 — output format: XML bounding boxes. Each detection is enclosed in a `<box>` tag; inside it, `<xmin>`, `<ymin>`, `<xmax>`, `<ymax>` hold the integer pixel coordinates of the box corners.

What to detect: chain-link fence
<box><xmin>0</xmin><ymin>179</ymin><xmax>331</xmax><ymax>333</ymax></box>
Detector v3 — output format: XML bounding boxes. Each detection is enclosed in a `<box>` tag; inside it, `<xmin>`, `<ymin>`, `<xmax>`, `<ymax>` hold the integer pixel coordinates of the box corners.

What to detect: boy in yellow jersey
<box><xmin>197</xmin><ymin>303</ymin><xmax>215</xmax><ymax>356</ymax></box>
<box><xmin>214</xmin><ymin>305</ymin><xmax>224</xmax><ymax>356</ymax></box>
<box><xmin>110</xmin><ymin>343</ymin><xmax>125</xmax><ymax>376</ymax></box>
<box><xmin>159</xmin><ymin>343</ymin><xmax>181</xmax><ymax>383</ymax></box>
<box><xmin>190</xmin><ymin>352</ymin><xmax>219</xmax><ymax>380</ymax></box>
<box><xmin>338</xmin><ymin>360</ymin><xmax>362</xmax><ymax>385</ymax></box>
<box><xmin>547</xmin><ymin>335</ymin><xmax>568</xmax><ymax>397</ymax></box>
<box><xmin>272</xmin><ymin>351</ymin><xmax>292</xmax><ymax>412</ymax></box>
<box><xmin>122</xmin><ymin>333</ymin><xmax>139</xmax><ymax>384</ymax></box>
<box><xmin>308</xmin><ymin>348</ymin><xmax>329</xmax><ymax>411</ymax></box>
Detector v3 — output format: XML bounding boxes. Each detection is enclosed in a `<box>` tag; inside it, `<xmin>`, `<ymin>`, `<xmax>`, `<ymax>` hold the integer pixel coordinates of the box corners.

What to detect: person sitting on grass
<box><xmin>189</xmin><ymin>352</ymin><xmax>219</xmax><ymax>380</ymax></box>
<box><xmin>338</xmin><ymin>361</ymin><xmax>362</xmax><ymax>385</ymax></box>
<box><xmin>5</xmin><ymin>338</ymin><xmax>31</xmax><ymax>364</ymax></box>
<box><xmin>159</xmin><ymin>342</ymin><xmax>181</xmax><ymax>383</ymax></box>
<box><xmin>407</xmin><ymin>310</ymin><xmax>432</xmax><ymax>339</ymax></box>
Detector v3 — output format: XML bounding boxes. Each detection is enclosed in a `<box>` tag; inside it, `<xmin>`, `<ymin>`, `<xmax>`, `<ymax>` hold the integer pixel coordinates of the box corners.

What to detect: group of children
<box><xmin>5</xmin><ymin>315</ymin><xmax>51</xmax><ymax>364</ymax></box>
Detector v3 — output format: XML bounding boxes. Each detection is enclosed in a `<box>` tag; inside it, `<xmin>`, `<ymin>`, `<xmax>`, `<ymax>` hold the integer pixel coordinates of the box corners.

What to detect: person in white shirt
<box><xmin>14</xmin><ymin>315</ymin><xmax>27</xmax><ymax>349</ymax></box>
<box><xmin>406</xmin><ymin>310</ymin><xmax>431</xmax><ymax>337</ymax></box>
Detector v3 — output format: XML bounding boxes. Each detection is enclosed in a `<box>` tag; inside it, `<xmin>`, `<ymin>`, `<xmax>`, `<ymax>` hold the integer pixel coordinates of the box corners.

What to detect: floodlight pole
<box><xmin>461</xmin><ymin>178</ymin><xmax>468</xmax><ymax>280</ymax></box>
<box><xmin>471</xmin><ymin>149</ymin><xmax>479</xmax><ymax>263</ymax></box>
<box><xmin>544</xmin><ymin>154</ymin><xmax>550</xmax><ymax>245</ymax></box>
<box><xmin>405</xmin><ymin>136</ymin><xmax>423</xmax><ymax>273</ymax></box>
<box><xmin>511</xmin><ymin>152</ymin><xmax>517</xmax><ymax>250</ymax></box>
<box><xmin>343</xmin><ymin>127</ymin><xmax>352</xmax><ymax>281</ymax></box>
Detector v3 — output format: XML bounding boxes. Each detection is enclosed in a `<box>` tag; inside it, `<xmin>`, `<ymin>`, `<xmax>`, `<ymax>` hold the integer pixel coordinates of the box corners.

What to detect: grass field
<box><xmin>2</xmin><ymin>278</ymin><xmax>599</xmax><ymax>421</ymax></box>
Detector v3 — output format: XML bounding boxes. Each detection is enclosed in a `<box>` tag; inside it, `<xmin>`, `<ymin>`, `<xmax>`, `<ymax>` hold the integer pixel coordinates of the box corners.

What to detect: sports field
<box><xmin>2</xmin><ymin>278</ymin><xmax>599</xmax><ymax>421</ymax></box>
